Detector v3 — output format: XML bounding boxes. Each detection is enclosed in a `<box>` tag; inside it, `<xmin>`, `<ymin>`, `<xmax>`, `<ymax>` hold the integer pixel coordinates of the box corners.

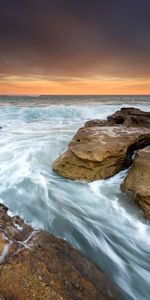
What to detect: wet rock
<box><xmin>85</xmin><ymin>119</ymin><xmax>110</xmax><ymax>127</ymax></box>
<box><xmin>85</xmin><ymin>107</ymin><xmax>150</xmax><ymax>128</ymax></box>
<box><xmin>53</xmin><ymin>127</ymin><xmax>150</xmax><ymax>182</ymax></box>
<box><xmin>109</xmin><ymin>107</ymin><xmax>150</xmax><ymax>127</ymax></box>
<box><xmin>0</xmin><ymin>204</ymin><xmax>32</xmax><ymax>241</ymax></box>
<box><xmin>121</xmin><ymin>146</ymin><xmax>150</xmax><ymax>219</ymax></box>
<box><xmin>0</xmin><ymin>292</ymin><xmax>6</xmax><ymax>300</ymax></box>
<box><xmin>0</xmin><ymin>204</ymin><xmax>123</xmax><ymax>299</ymax></box>
<box><xmin>0</xmin><ymin>233</ymin><xmax>8</xmax><ymax>254</ymax></box>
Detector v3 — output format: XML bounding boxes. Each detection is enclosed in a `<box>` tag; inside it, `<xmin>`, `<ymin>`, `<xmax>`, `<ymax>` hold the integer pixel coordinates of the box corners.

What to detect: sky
<box><xmin>0</xmin><ymin>0</ymin><xmax>150</xmax><ymax>95</ymax></box>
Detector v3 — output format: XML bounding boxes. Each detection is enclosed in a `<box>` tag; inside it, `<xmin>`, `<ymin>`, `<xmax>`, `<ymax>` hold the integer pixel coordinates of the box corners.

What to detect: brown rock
<box><xmin>53</xmin><ymin>126</ymin><xmax>150</xmax><ymax>182</ymax></box>
<box><xmin>0</xmin><ymin>204</ymin><xmax>123</xmax><ymax>299</ymax></box>
<box><xmin>85</xmin><ymin>107</ymin><xmax>150</xmax><ymax>128</ymax></box>
<box><xmin>53</xmin><ymin>107</ymin><xmax>150</xmax><ymax>182</ymax></box>
<box><xmin>0</xmin><ymin>233</ymin><xmax>8</xmax><ymax>254</ymax></box>
<box><xmin>85</xmin><ymin>119</ymin><xmax>110</xmax><ymax>127</ymax></box>
<box><xmin>0</xmin><ymin>204</ymin><xmax>32</xmax><ymax>241</ymax></box>
<box><xmin>121</xmin><ymin>146</ymin><xmax>150</xmax><ymax>219</ymax></box>
<box><xmin>109</xmin><ymin>107</ymin><xmax>150</xmax><ymax>127</ymax></box>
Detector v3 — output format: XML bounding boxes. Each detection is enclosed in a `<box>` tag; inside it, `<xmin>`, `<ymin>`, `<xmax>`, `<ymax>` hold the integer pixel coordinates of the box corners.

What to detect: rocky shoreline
<box><xmin>0</xmin><ymin>107</ymin><xmax>149</xmax><ymax>299</ymax></box>
<box><xmin>0</xmin><ymin>203</ymin><xmax>123</xmax><ymax>300</ymax></box>
<box><xmin>53</xmin><ymin>107</ymin><xmax>150</xmax><ymax>219</ymax></box>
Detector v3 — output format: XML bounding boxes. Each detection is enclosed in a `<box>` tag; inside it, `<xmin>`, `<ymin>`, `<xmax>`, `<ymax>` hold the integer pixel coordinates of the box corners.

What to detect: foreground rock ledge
<box><xmin>53</xmin><ymin>108</ymin><xmax>150</xmax><ymax>182</ymax></box>
<box><xmin>121</xmin><ymin>146</ymin><xmax>150</xmax><ymax>219</ymax></box>
<box><xmin>0</xmin><ymin>204</ymin><xmax>123</xmax><ymax>300</ymax></box>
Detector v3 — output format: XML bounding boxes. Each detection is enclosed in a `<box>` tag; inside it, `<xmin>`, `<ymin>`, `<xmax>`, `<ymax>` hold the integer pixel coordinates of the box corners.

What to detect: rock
<box><xmin>0</xmin><ymin>204</ymin><xmax>123</xmax><ymax>299</ymax></box>
<box><xmin>53</xmin><ymin>126</ymin><xmax>150</xmax><ymax>182</ymax></box>
<box><xmin>0</xmin><ymin>233</ymin><xmax>8</xmax><ymax>255</ymax></box>
<box><xmin>85</xmin><ymin>119</ymin><xmax>110</xmax><ymax>127</ymax></box>
<box><xmin>121</xmin><ymin>146</ymin><xmax>150</xmax><ymax>219</ymax></box>
<box><xmin>109</xmin><ymin>107</ymin><xmax>150</xmax><ymax>127</ymax></box>
<box><xmin>85</xmin><ymin>107</ymin><xmax>150</xmax><ymax>128</ymax></box>
<box><xmin>0</xmin><ymin>204</ymin><xmax>32</xmax><ymax>241</ymax></box>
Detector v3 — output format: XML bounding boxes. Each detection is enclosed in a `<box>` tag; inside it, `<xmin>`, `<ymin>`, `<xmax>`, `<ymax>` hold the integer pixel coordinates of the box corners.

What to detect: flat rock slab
<box><xmin>0</xmin><ymin>204</ymin><xmax>123</xmax><ymax>300</ymax></box>
<box><xmin>53</xmin><ymin>125</ymin><xmax>150</xmax><ymax>182</ymax></box>
<box><xmin>121</xmin><ymin>146</ymin><xmax>150</xmax><ymax>219</ymax></box>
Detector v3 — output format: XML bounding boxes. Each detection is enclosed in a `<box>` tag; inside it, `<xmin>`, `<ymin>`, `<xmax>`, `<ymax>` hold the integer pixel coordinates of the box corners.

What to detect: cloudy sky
<box><xmin>0</xmin><ymin>0</ymin><xmax>150</xmax><ymax>94</ymax></box>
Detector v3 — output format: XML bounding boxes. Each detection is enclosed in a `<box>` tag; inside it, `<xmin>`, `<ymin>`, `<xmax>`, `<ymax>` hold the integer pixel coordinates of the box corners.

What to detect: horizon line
<box><xmin>0</xmin><ymin>94</ymin><xmax>150</xmax><ymax>97</ymax></box>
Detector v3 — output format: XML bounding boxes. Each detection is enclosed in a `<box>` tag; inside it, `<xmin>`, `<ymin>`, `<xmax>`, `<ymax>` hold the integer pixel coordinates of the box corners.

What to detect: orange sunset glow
<box><xmin>0</xmin><ymin>1</ymin><xmax>150</xmax><ymax>95</ymax></box>
<box><xmin>0</xmin><ymin>76</ymin><xmax>150</xmax><ymax>95</ymax></box>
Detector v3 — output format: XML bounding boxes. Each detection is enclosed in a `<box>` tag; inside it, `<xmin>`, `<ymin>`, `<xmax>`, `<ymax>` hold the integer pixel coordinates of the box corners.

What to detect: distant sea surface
<box><xmin>0</xmin><ymin>94</ymin><xmax>150</xmax><ymax>106</ymax></box>
<box><xmin>0</xmin><ymin>95</ymin><xmax>150</xmax><ymax>300</ymax></box>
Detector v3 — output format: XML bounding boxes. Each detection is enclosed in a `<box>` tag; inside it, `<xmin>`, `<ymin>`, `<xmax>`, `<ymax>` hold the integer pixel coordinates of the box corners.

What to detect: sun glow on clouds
<box><xmin>0</xmin><ymin>1</ymin><xmax>150</xmax><ymax>95</ymax></box>
<box><xmin>0</xmin><ymin>75</ymin><xmax>150</xmax><ymax>95</ymax></box>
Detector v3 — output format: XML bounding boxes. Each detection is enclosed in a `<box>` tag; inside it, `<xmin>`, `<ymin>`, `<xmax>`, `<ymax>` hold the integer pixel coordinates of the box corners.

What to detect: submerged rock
<box><xmin>121</xmin><ymin>146</ymin><xmax>150</xmax><ymax>219</ymax></box>
<box><xmin>53</xmin><ymin>108</ymin><xmax>150</xmax><ymax>182</ymax></box>
<box><xmin>0</xmin><ymin>204</ymin><xmax>123</xmax><ymax>300</ymax></box>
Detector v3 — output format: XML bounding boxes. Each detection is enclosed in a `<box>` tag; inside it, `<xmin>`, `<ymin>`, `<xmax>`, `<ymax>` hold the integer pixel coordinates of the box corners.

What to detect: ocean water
<box><xmin>0</xmin><ymin>95</ymin><xmax>150</xmax><ymax>299</ymax></box>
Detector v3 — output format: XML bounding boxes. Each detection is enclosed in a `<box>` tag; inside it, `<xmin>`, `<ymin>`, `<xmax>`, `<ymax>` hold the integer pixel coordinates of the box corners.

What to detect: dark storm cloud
<box><xmin>0</xmin><ymin>0</ymin><xmax>150</xmax><ymax>78</ymax></box>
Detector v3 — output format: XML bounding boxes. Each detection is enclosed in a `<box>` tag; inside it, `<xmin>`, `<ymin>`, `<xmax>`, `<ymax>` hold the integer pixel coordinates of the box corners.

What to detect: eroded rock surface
<box><xmin>85</xmin><ymin>107</ymin><xmax>150</xmax><ymax>128</ymax></box>
<box><xmin>53</xmin><ymin>108</ymin><xmax>150</xmax><ymax>182</ymax></box>
<box><xmin>121</xmin><ymin>146</ymin><xmax>150</xmax><ymax>219</ymax></box>
<box><xmin>0</xmin><ymin>204</ymin><xmax>123</xmax><ymax>300</ymax></box>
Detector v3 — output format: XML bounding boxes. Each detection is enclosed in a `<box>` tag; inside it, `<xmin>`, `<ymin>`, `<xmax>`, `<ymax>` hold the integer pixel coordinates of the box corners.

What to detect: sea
<box><xmin>0</xmin><ymin>95</ymin><xmax>150</xmax><ymax>300</ymax></box>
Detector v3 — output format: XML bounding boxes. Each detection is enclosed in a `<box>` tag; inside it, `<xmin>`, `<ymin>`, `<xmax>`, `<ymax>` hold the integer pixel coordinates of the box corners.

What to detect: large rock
<box><xmin>0</xmin><ymin>204</ymin><xmax>123</xmax><ymax>300</ymax></box>
<box><xmin>53</xmin><ymin>108</ymin><xmax>150</xmax><ymax>182</ymax></box>
<box><xmin>85</xmin><ymin>107</ymin><xmax>150</xmax><ymax>128</ymax></box>
<box><xmin>121</xmin><ymin>146</ymin><xmax>150</xmax><ymax>219</ymax></box>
